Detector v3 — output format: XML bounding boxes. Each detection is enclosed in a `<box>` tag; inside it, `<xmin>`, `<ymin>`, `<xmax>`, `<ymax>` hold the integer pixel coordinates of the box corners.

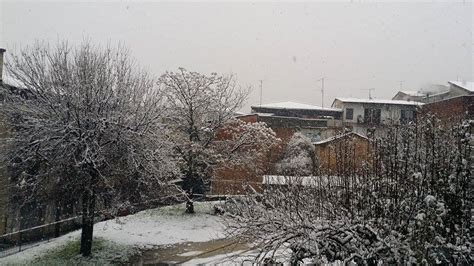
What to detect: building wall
<box><xmin>449</xmin><ymin>85</ymin><xmax>472</xmax><ymax>97</ymax></box>
<box><xmin>420</xmin><ymin>95</ymin><xmax>474</xmax><ymax>126</ymax></box>
<box><xmin>211</xmin><ymin>166</ymin><xmax>264</xmax><ymax>195</ymax></box>
<box><xmin>314</xmin><ymin>134</ymin><xmax>371</xmax><ymax>176</ymax></box>
<box><xmin>333</xmin><ymin>100</ymin><xmax>418</xmax><ymax>126</ymax></box>
<box><xmin>251</xmin><ymin>106</ymin><xmax>342</xmax><ymax>119</ymax></box>
<box><xmin>0</xmin><ymin>112</ymin><xmax>9</xmax><ymax>235</ymax></box>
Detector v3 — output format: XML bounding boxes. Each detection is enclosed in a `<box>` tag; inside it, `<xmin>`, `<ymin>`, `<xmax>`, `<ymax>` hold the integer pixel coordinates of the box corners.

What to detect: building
<box><xmin>418</xmin><ymin>81</ymin><xmax>473</xmax><ymax>125</ymax></box>
<box><xmin>392</xmin><ymin>81</ymin><xmax>472</xmax><ymax>103</ymax></box>
<box><xmin>420</xmin><ymin>95</ymin><xmax>474</xmax><ymax>126</ymax></box>
<box><xmin>331</xmin><ymin>98</ymin><xmax>422</xmax><ymax>135</ymax></box>
<box><xmin>251</xmin><ymin>101</ymin><xmax>342</xmax><ymax>119</ymax></box>
<box><xmin>447</xmin><ymin>81</ymin><xmax>474</xmax><ymax>97</ymax></box>
<box><xmin>314</xmin><ymin>132</ymin><xmax>371</xmax><ymax>176</ymax></box>
<box><xmin>392</xmin><ymin>91</ymin><xmax>428</xmax><ymax>102</ymax></box>
<box><xmin>249</xmin><ymin>101</ymin><xmax>343</xmax><ymax>142</ymax></box>
<box><xmin>0</xmin><ymin>48</ymin><xmax>11</xmax><ymax>236</ymax></box>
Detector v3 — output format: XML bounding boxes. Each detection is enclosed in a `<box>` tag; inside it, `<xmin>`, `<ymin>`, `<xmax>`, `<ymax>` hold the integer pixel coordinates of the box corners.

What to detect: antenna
<box><xmin>318</xmin><ymin>77</ymin><xmax>325</xmax><ymax>107</ymax></box>
<box><xmin>368</xmin><ymin>88</ymin><xmax>375</xmax><ymax>99</ymax></box>
<box><xmin>361</xmin><ymin>88</ymin><xmax>375</xmax><ymax>99</ymax></box>
<box><xmin>399</xmin><ymin>80</ymin><xmax>404</xmax><ymax>91</ymax></box>
<box><xmin>259</xmin><ymin>80</ymin><xmax>263</xmax><ymax>107</ymax></box>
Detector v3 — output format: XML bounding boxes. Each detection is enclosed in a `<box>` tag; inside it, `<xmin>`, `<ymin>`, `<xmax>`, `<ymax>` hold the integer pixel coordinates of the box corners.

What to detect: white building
<box><xmin>331</xmin><ymin>98</ymin><xmax>422</xmax><ymax>135</ymax></box>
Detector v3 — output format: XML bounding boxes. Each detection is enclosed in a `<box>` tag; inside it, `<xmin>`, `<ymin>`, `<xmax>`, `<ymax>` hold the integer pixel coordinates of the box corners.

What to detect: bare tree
<box><xmin>158</xmin><ymin>68</ymin><xmax>248</xmax><ymax>212</ymax></box>
<box><xmin>0</xmin><ymin>41</ymin><xmax>177</xmax><ymax>256</ymax></box>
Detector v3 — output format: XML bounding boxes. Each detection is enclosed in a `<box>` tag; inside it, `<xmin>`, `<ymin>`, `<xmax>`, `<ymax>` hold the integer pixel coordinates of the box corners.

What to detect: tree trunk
<box><xmin>80</xmin><ymin>188</ymin><xmax>96</xmax><ymax>256</ymax></box>
<box><xmin>185</xmin><ymin>190</ymin><xmax>195</xmax><ymax>214</ymax></box>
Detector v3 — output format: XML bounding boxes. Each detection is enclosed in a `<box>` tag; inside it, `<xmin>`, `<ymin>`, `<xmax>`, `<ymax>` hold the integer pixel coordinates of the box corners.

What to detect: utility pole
<box><xmin>259</xmin><ymin>80</ymin><xmax>263</xmax><ymax>107</ymax></box>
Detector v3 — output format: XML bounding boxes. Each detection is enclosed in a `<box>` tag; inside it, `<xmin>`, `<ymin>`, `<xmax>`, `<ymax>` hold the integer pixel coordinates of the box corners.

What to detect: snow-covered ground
<box><xmin>0</xmin><ymin>201</ymin><xmax>225</xmax><ymax>265</ymax></box>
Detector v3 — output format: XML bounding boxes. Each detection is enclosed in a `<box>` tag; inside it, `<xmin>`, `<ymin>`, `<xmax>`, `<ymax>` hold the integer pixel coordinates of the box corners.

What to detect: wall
<box><xmin>251</xmin><ymin>106</ymin><xmax>342</xmax><ymax>119</ymax></box>
<box><xmin>211</xmin><ymin>166</ymin><xmax>263</xmax><ymax>195</ymax></box>
<box><xmin>420</xmin><ymin>95</ymin><xmax>474</xmax><ymax>126</ymax></box>
<box><xmin>334</xmin><ymin>100</ymin><xmax>418</xmax><ymax>126</ymax></box>
<box><xmin>314</xmin><ymin>134</ymin><xmax>371</xmax><ymax>176</ymax></box>
<box><xmin>0</xmin><ymin>112</ymin><xmax>9</xmax><ymax>235</ymax></box>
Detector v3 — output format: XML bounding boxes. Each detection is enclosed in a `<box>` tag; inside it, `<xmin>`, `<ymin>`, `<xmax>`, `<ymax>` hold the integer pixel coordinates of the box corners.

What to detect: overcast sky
<box><xmin>1</xmin><ymin>1</ymin><xmax>472</xmax><ymax>112</ymax></box>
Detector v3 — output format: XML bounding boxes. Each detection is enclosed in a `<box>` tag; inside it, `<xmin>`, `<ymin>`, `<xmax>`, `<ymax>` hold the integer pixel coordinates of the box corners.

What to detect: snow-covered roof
<box><xmin>252</xmin><ymin>101</ymin><xmax>342</xmax><ymax>111</ymax></box>
<box><xmin>398</xmin><ymin>91</ymin><xmax>426</xmax><ymax>97</ymax></box>
<box><xmin>448</xmin><ymin>81</ymin><xmax>474</xmax><ymax>93</ymax></box>
<box><xmin>334</xmin><ymin>98</ymin><xmax>423</xmax><ymax>106</ymax></box>
<box><xmin>253</xmin><ymin>112</ymin><xmax>275</xmax><ymax>117</ymax></box>
<box><xmin>313</xmin><ymin>132</ymin><xmax>368</xmax><ymax>145</ymax></box>
<box><xmin>233</xmin><ymin>111</ymin><xmax>248</xmax><ymax>117</ymax></box>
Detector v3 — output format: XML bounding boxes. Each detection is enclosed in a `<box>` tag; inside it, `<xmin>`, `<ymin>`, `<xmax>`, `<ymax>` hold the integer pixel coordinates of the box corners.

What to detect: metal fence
<box><xmin>0</xmin><ymin>215</ymin><xmax>82</xmax><ymax>258</ymax></box>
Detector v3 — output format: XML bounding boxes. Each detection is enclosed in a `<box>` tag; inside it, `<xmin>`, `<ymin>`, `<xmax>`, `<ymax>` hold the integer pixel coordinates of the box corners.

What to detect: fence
<box><xmin>0</xmin><ymin>215</ymin><xmax>82</xmax><ymax>258</ymax></box>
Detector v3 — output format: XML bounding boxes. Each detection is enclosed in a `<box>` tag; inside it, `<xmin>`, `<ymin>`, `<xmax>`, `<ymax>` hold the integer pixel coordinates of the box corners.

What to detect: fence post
<box><xmin>18</xmin><ymin>231</ymin><xmax>21</xmax><ymax>252</ymax></box>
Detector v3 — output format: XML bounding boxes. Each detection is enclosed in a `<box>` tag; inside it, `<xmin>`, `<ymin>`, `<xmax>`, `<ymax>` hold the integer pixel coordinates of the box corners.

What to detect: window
<box><xmin>345</xmin><ymin>108</ymin><xmax>354</xmax><ymax>120</ymax></box>
<box><xmin>401</xmin><ymin>109</ymin><xmax>415</xmax><ymax>123</ymax></box>
<box><xmin>364</xmin><ymin>108</ymin><xmax>381</xmax><ymax>124</ymax></box>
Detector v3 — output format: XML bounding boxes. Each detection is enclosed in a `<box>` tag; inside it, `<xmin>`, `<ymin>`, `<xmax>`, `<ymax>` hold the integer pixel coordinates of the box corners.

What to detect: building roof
<box><xmin>448</xmin><ymin>81</ymin><xmax>474</xmax><ymax>93</ymax></box>
<box><xmin>313</xmin><ymin>131</ymin><xmax>368</xmax><ymax>145</ymax></box>
<box><xmin>333</xmin><ymin>97</ymin><xmax>423</xmax><ymax>106</ymax></box>
<box><xmin>252</xmin><ymin>101</ymin><xmax>342</xmax><ymax>111</ymax></box>
<box><xmin>398</xmin><ymin>90</ymin><xmax>426</xmax><ymax>97</ymax></box>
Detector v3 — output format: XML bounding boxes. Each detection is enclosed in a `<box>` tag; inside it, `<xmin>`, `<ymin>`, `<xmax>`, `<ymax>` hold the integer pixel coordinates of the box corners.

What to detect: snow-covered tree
<box><xmin>213</xmin><ymin>119</ymin><xmax>279</xmax><ymax>168</ymax></box>
<box><xmin>211</xmin><ymin>119</ymin><xmax>280</xmax><ymax>194</ymax></box>
<box><xmin>158</xmin><ymin>68</ymin><xmax>248</xmax><ymax>212</ymax></box>
<box><xmin>275</xmin><ymin>132</ymin><xmax>316</xmax><ymax>176</ymax></box>
<box><xmin>0</xmin><ymin>41</ymin><xmax>177</xmax><ymax>256</ymax></box>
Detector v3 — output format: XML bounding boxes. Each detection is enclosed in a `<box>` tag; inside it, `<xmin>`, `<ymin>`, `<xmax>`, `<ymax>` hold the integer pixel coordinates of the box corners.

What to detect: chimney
<box><xmin>0</xmin><ymin>48</ymin><xmax>5</xmax><ymax>84</ymax></box>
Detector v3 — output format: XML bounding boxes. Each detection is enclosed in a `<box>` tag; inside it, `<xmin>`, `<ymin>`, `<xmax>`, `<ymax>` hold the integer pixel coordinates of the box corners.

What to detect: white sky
<box><xmin>1</xmin><ymin>0</ymin><xmax>472</xmax><ymax>112</ymax></box>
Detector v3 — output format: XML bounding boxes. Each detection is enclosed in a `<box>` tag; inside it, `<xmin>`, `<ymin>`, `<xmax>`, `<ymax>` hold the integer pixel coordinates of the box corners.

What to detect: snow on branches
<box><xmin>158</xmin><ymin>68</ymin><xmax>249</xmax><ymax>197</ymax></box>
<box><xmin>0</xmin><ymin>41</ymin><xmax>178</xmax><ymax>256</ymax></box>
<box><xmin>275</xmin><ymin>132</ymin><xmax>315</xmax><ymax>176</ymax></box>
<box><xmin>223</xmin><ymin>118</ymin><xmax>472</xmax><ymax>264</ymax></box>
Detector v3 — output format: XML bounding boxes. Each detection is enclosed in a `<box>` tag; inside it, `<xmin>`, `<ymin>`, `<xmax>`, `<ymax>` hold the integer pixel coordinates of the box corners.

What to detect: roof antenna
<box><xmin>259</xmin><ymin>80</ymin><xmax>263</xmax><ymax>107</ymax></box>
<box><xmin>318</xmin><ymin>77</ymin><xmax>325</xmax><ymax>107</ymax></box>
<box><xmin>369</xmin><ymin>88</ymin><xmax>374</xmax><ymax>99</ymax></box>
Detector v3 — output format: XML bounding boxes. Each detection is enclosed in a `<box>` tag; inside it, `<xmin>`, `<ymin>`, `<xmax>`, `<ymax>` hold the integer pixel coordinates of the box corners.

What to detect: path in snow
<box><xmin>129</xmin><ymin>238</ymin><xmax>253</xmax><ymax>265</ymax></box>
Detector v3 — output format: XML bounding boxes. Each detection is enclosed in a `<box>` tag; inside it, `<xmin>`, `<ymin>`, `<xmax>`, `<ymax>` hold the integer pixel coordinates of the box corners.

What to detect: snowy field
<box><xmin>0</xmin><ymin>201</ymin><xmax>227</xmax><ymax>265</ymax></box>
